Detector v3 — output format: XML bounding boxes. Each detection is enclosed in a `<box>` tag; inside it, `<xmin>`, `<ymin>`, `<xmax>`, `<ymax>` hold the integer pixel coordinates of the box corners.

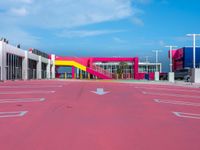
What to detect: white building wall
<box><xmin>51</xmin><ymin>54</ymin><xmax>56</xmax><ymax>79</ymax></box>
<box><xmin>41</xmin><ymin>57</ymin><xmax>49</xmax><ymax>64</ymax></box>
<box><xmin>4</xmin><ymin>44</ymin><xmax>25</xmax><ymax>57</ymax></box>
<box><xmin>0</xmin><ymin>41</ymin><xmax>3</xmax><ymax>80</ymax></box>
<box><xmin>28</xmin><ymin>52</ymin><xmax>39</xmax><ymax>61</ymax></box>
<box><xmin>22</xmin><ymin>51</ymin><xmax>28</xmax><ymax>80</ymax></box>
<box><xmin>0</xmin><ymin>41</ymin><xmax>54</xmax><ymax>81</ymax></box>
<box><xmin>37</xmin><ymin>56</ymin><xmax>42</xmax><ymax>79</ymax></box>
<box><xmin>47</xmin><ymin>59</ymin><xmax>51</xmax><ymax>79</ymax></box>
<box><xmin>0</xmin><ymin>41</ymin><xmax>7</xmax><ymax>80</ymax></box>
<box><xmin>139</xmin><ymin>62</ymin><xmax>162</xmax><ymax>73</ymax></box>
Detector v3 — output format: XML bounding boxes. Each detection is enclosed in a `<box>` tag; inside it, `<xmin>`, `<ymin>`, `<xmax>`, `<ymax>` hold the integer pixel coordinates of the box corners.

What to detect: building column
<box><xmin>154</xmin><ymin>72</ymin><xmax>159</xmax><ymax>81</ymax></box>
<box><xmin>37</xmin><ymin>56</ymin><xmax>42</xmax><ymax>79</ymax></box>
<box><xmin>51</xmin><ymin>54</ymin><xmax>55</xmax><ymax>79</ymax></box>
<box><xmin>72</xmin><ymin>66</ymin><xmax>75</xmax><ymax>79</ymax></box>
<box><xmin>191</xmin><ymin>68</ymin><xmax>200</xmax><ymax>83</ymax></box>
<box><xmin>133</xmin><ymin>58</ymin><xmax>139</xmax><ymax>79</ymax></box>
<box><xmin>168</xmin><ymin>72</ymin><xmax>175</xmax><ymax>83</ymax></box>
<box><xmin>0</xmin><ymin>42</ymin><xmax>3</xmax><ymax>81</ymax></box>
<box><xmin>22</xmin><ymin>51</ymin><xmax>28</xmax><ymax>80</ymax></box>
<box><xmin>0</xmin><ymin>42</ymin><xmax>6</xmax><ymax>81</ymax></box>
<box><xmin>47</xmin><ymin>59</ymin><xmax>51</xmax><ymax>79</ymax></box>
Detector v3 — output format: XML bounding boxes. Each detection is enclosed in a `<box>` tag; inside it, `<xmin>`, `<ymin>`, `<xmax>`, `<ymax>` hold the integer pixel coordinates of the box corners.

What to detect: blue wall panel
<box><xmin>183</xmin><ymin>47</ymin><xmax>200</xmax><ymax>68</ymax></box>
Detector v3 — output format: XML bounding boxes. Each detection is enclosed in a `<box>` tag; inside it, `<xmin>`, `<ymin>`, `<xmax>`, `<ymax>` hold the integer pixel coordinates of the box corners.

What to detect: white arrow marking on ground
<box><xmin>0</xmin><ymin>111</ymin><xmax>28</xmax><ymax>118</ymax></box>
<box><xmin>0</xmin><ymin>85</ymin><xmax>63</xmax><ymax>88</ymax></box>
<box><xmin>135</xmin><ymin>87</ymin><xmax>200</xmax><ymax>93</ymax></box>
<box><xmin>91</xmin><ymin>88</ymin><xmax>110</xmax><ymax>95</ymax></box>
<box><xmin>0</xmin><ymin>98</ymin><xmax>46</xmax><ymax>104</ymax></box>
<box><xmin>0</xmin><ymin>91</ymin><xmax>55</xmax><ymax>95</ymax></box>
<box><xmin>142</xmin><ymin>91</ymin><xmax>200</xmax><ymax>99</ymax></box>
<box><xmin>154</xmin><ymin>99</ymin><xmax>200</xmax><ymax>107</ymax></box>
<box><xmin>172</xmin><ymin>112</ymin><xmax>200</xmax><ymax>120</ymax></box>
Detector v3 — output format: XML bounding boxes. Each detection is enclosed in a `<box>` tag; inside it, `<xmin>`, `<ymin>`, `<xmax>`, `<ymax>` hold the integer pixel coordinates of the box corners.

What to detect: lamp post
<box><xmin>165</xmin><ymin>45</ymin><xmax>177</xmax><ymax>83</ymax></box>
<box><xmin>187</xmin><ymin>34</ymin><xmax>200</xmax><ymax>83</ymax></box>
<box><xmin>152</xmin><ymin>50</ymin><xmax>162</xmax><ymax>72</ymax></box>
<box><xmin>152</xmin><ymin>50</ymin><xmax>162</xmax><ymax>81</ymax></box>
<box><xmin>186</xmin><ymin>34</ymin><xmax>200</xmax><ymax>68</ymax></box>
<box><xmin>144</xmin><ymin>56</ymin><xmax>150</xmax><ymax>63</ymax></box>
<box><xmin>144</xmin><ymin>56</ymin><xmax>150</xmax><ymax>72</ymax></box>
<box><xmin>165</xmin><ymin>46</ymin><xmax>177</xmax><ymax>72</ymax></box>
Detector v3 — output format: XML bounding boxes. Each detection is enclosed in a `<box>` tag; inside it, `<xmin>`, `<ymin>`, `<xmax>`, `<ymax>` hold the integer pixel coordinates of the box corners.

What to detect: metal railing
<box><xmin>92</xmin><ymin>64</ymin><xmax>113</xmax><ymax>78</ymax></box>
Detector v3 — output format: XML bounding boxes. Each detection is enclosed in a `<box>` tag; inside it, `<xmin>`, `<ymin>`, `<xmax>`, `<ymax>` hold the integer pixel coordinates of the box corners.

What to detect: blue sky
<box><xmin>0</xmin><ymin>0</ymin><xmax>200</xmax><ymax>71</ymax></box>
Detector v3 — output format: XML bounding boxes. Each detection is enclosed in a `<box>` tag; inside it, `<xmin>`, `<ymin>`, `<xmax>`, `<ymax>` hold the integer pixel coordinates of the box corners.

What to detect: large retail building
<box><xmin>172</xmin><ymin>47</ymin><xmax>200</xmax><ymax>71</ymax></box>
<box><xmin>0</xmin><ymin>40</ymin><xmax>161</xmax><ymax>81</ymax></box>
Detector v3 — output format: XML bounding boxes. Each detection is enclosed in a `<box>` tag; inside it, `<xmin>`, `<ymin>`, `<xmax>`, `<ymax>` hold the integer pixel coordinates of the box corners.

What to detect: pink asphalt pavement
<box><xmin>0</xmin><ymin>80</ymin><xmax>200</xmax><ymax>150</ymax></box>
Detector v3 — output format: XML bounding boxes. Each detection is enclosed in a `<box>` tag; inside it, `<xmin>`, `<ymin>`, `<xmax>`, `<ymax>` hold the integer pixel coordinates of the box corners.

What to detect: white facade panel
<box><xmin>41</xmin><ymin>57</ymin><xmax>49</xmax><ymax>64</ymax></box>
<box><xmin>0</xmin><ymin>42</ymin><xmax>3</xmax><ymax>80</ymax></box>
<box><xmin>0</xmin><ymin>41</ymin><xmax>54</xmax><ymax>80</ymax></box>
<box><xmin>4</xmin><ymin>43</ymin><xmax>25</xmax><ymax>58</ymax></box>
<box><xmin>28</xmin><ymin>52</ymin><xmax>39</xmax><ymax>61</ymax></box>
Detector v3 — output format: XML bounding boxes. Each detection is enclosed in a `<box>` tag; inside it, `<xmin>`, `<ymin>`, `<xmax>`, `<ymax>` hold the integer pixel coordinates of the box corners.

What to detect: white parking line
<box><xmin>172</xmin><ymin>112</ymin><xmax>200</xmax><ymax>120</ymax></box>
<box><xmin>0</xmin><ymin>98</ymin><xmax>45</xmax><ymax>103</ymax></box>
<box><xmin>154</xmin><ymin>99</ymin><xmax>200</xmax><ymax>107</ymax></box>
<box><xmin>135</xmin><ymin>87</ymin><xmax>200</xmax><ymax>93</ymax></box>
<box><xmin>0</xmin><ymin>111</ymin><xmax>28</xmax><ymax>118</ymax></box>
<box><xmin>0</xmin><ymin>91</ymin><xmax>55</xmax><ymax>95</ymax></box>
<box><xmin>0</xmin><ymin>85</ymin><xmax>62</xmax><ymax>88</ymax></box>
<box><xmin>142</xmin><ymin>91</ymin><xmax>200</xmax><ymax>99</ymax></box>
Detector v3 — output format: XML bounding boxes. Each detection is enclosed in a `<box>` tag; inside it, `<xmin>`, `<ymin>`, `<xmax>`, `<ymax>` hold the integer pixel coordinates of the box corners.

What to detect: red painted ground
<box><xmin>0</xmin><ymin>80</ymin><xmax>200</xmax><ymax>150</ymax></box>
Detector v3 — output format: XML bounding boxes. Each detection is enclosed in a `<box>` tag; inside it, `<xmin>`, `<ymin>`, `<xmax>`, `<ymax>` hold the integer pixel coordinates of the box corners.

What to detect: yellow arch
<box><xmin>55</xmin><ymin>60</ymin><xmax>86</xmax><ymax>71</ymax></box>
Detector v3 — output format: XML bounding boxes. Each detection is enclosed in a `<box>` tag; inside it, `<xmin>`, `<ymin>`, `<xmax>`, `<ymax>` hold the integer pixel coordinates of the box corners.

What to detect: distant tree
<box><xmin>117</xmin><ymin>62</ymin><xmax>128</xmax><ymax>79</ymax></box>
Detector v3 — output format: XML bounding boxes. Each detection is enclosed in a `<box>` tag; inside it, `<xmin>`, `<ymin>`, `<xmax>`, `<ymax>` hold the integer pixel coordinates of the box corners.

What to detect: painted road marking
<box><xmin>154</xmin><ymin>99</ymin><xmax>200</xmax><ymax>107</ymax></box>
<box><xmin>135</xmin><ymin>87</ymin><xmax>200</xmax><ymax>93</ymax></box>
<box><xmin>0</xmin><ymin>98</ymin><xmax>45</xmax><ymax>103</ymax></box>
<box><xmin>173</xmin><ymin>112</ymin><xmax>200</xmax><ymax>120</ymax></box>
<box><xmin>0</xmin><ymin>85</ymin><xmax>63</xmax><ymax>88</ymax></box>
<box><xmin>142</xmin><ymin>91</ymin><xmax>200</xmax><ymax>99</ymax></box>
<box><xmin>0</xmin><ymin>91</ymin><xmax>55</xmax><ymax>95</ymax></box>
<box><xmin>0</xmin><ymin>111</ymin><xmax>28</xmax><ymax>118</ymax></box>
<box><xmin>91</xmin><ymin>88</ymin><xmax>110</xmax><ymax>95</ymax></box>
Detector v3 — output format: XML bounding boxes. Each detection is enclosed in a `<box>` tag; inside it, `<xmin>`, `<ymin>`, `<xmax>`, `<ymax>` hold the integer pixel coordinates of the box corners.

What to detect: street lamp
<box><xmin>165</xmin><ymin>46</ymin><xmax>177</xmax><ymax>72</ymax></box>
<box><xmin>143</xmin><ymin>56</ymin><xmax>150</xmax><ymax>63</ymax></box>
<box><xmin>143</xmin><ymin>56</ymin><xmax>151</xmax><ymax>72</ymax></box>
<box><xmin>152</xmin><ymin>50</ymin><xmax>162</xmax><ymax>72</ymax></box>
<box><xmin>186</xmin><ymin>34</ymin><xmax>200</xmax><ymax>68</ymax></box>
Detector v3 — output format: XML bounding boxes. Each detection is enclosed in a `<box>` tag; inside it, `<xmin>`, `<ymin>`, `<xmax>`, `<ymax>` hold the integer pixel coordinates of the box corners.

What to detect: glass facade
<box><xmin>139</xmin><ymin>64</ymin><xmax>161</xmax><ymax>73</ymax></box>
<box><xmin>94</xmin><ymin>62</ymin><xmax>134</xmax><ymax>79</ymax></box>
<box><xmin>41</xmin><ymin>62</ymin><xmax>47</xmax><ymax>79</ymax></box>
<box><xmin>28</xmin><ymin>59</ymin><xmax>37</xmax><ymax>79</ymax></box>
<box><xmin>6</xmin><ymin>53</ymin><xmax>23</xmax><ymax>80</ymax></box>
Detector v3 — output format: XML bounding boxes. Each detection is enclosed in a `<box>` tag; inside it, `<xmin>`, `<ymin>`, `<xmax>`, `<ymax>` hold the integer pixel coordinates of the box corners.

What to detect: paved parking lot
<box><xmin>0</xmin><ymin>80</ymin><xmax>200</xmax><ymax>150</ymax></box>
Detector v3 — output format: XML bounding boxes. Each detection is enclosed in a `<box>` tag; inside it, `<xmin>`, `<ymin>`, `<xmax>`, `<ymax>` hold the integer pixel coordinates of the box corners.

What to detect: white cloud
<box><xmin>113</xmin><ymin>37</ymin><xmax>127</xmax><ymax>43</ymax></box>
<box><xmin>159</xmin><ymin>40</ymin><xmax>165</xmax><ymax>46</ymax></box>
<box><xmin>0</xmin><ymin>0</ymin><xmax>149</xmax><ymax>29</ymax></box>
<box><xmin>19</xmin><ymin>0</ymin><xmax>33</xmax><ymax>4</ymax></box>
<box><xmin>24</xmin><ymin>0</ymin><xmax>133</xmax><ymax>28</ymax></box>
<box><xmin>0</xmin><ymin>26</ymin><xmax>40</xmax><ymax>48</ymax></box>
<box><xmin>131</xmin><ymin>17</ymin><xmax>144</xmax><ymax>26</ymax></box>
<box><xmin>134</xmin><ymin>0</ymin><xmax>152</xmax><ymax>4</ymax></box>
<box><xmin>58</xmin><ymin>30</ymin><xmax>125</xmax><ymax>38</ymax></box>
<box><xmin>0</xmin><ymin>0</ymin><xmax>151</xmax><ymax>47</ymax></box>
<box><xmin>9</xmin><ymin>7</ymin><xmax>28</xmax><ymax>16</ymax></box>
<box><xmin>9</xmin><ymin>0</ymin><xmax>33</xmax><ymax>4</ymax></box>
